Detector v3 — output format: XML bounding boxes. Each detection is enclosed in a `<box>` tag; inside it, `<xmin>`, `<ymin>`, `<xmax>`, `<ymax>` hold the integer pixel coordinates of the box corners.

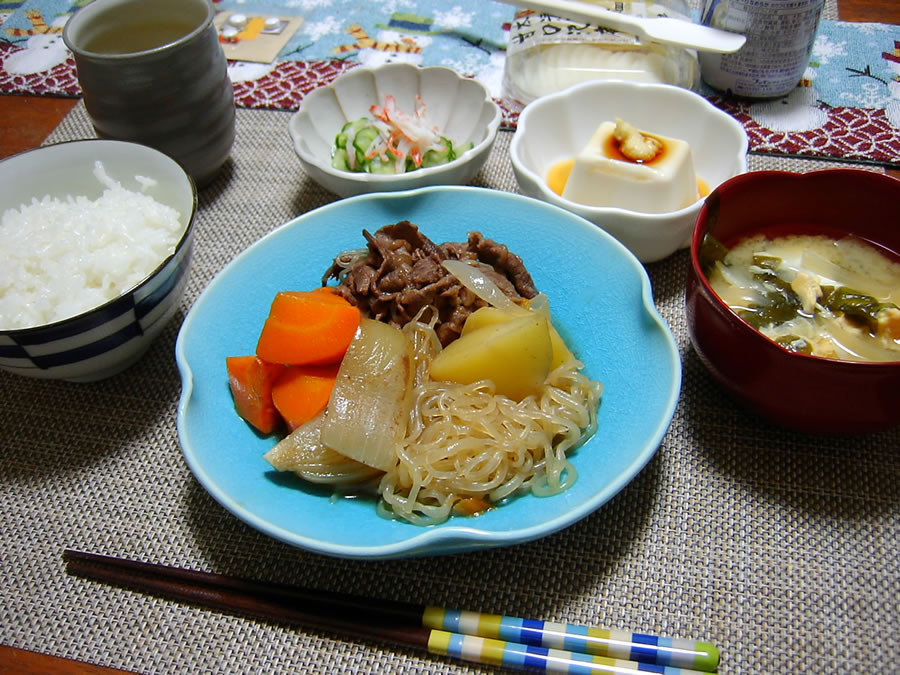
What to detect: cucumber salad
<box><xmin>331</xmin><ymin>95</ymin><xmax>473</xmax><ymax>174</ymax></box>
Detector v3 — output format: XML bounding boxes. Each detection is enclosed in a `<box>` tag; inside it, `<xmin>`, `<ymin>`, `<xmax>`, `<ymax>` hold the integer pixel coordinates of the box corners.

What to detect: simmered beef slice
<box><xmin>460</xmin><ymin>231</ymin><xmax>538</xmax><ymax>299</ymax></box>
<box><xmin>322</xmin><ymin>221</ymin><xmax>538</xmax><ymax>346</ymax></box>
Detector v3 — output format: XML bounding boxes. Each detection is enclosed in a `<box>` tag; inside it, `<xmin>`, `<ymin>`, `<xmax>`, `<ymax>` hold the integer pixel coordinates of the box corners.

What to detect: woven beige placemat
<box><xmin>1</xmin><ymin>100</ymin><xmax>897</xmax><ymax>674</ymax></box>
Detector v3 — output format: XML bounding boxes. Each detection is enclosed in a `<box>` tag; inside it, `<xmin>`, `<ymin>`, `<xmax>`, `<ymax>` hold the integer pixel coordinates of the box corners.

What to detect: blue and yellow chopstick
<box><xmin>63</xmin><ymin>550</ymin><xmax>719</xmax><ymax>674</ymax></box>
<box><xmin>428</xmin><ymin>629</ymin><xmax>712</xmax><ymax>673</ymax></box>
<box><xmin>424</xmin><ymin>607</ymin><xmax>718</xmax><ymax>672</ymax></box>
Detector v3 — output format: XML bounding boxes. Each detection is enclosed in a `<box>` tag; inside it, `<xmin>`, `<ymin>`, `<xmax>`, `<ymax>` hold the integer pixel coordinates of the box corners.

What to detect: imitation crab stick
<box><xmin>271</xmin><ymin>363</ymin><xmax>340</xmax><ymax>432</ymax></box>
<box><xmin>256</xmin><ymin>290</ymin><xmax>361</xmax><ymax>365</ymax></box>
<box><xmin>226</xmin><ymin>355</ymin><xmax>286</xmax><ymax>435</ymax></box>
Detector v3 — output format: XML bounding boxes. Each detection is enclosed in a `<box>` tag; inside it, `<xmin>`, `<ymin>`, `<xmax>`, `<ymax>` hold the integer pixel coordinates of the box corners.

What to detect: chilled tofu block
<box><xmin>561</xmin><ymin>120</ymin><xmax>698</xmax><ymax>213</ymax></box>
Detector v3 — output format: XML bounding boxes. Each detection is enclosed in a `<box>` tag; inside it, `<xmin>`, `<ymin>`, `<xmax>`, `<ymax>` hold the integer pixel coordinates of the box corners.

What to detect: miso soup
<box><xmin>704</xmin><ymin>233</ymin><xmax>900</xmax><ymax>362</ymax></box>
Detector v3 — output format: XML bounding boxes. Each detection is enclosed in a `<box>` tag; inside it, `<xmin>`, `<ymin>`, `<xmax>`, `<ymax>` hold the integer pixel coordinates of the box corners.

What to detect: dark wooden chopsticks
<box><xmin>63</xmin><ymin>550</ymin><xmax>719</xmax><ymax>673</ymax></box>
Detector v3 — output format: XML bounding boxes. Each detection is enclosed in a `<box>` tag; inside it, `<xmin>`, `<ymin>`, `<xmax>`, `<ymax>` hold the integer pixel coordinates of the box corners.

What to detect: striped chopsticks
<box><xmin>63</xmin><ymin>550</ymin><xmax>719</xmax><ymax>674</ymax></box>
<box><xmin>424</xmin><ymin>607</ymin><xmax>718</xmax><ymax>673</ymax></box>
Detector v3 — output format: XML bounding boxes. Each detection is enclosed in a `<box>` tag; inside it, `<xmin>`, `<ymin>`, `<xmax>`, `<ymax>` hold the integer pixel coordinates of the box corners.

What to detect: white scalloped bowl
<box><xmin>289</xmin><ymin>63</ymin><xmax>502</xmax><ymax>198</ymax></box>
<box><xmin>510</xmin><ymin>80</ymin><xmax>748</xmax><ymax>263</ymax></box>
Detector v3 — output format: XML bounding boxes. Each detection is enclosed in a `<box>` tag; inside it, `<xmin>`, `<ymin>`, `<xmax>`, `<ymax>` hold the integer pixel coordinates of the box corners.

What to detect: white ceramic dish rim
<box><xmin>0</xmin><ymin>139</ymin><xmax>198</xmax><ymax>337</ymax></box>
<box><xmin>510</xmin><ymin>80</ymin><xmax>749</xmax><ymax>222</ymax></box>
<box><xmin>289</xmin><ymin>63</ymin><xmax>502</xmax><ymax>187</ymax></box>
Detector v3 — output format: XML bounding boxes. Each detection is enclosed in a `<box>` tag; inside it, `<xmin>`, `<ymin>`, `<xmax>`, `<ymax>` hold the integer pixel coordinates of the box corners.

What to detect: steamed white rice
<box><xmin>0</xmin><ymin>161</ymin><xmax>184</xmax><ymax>330</ymax></box>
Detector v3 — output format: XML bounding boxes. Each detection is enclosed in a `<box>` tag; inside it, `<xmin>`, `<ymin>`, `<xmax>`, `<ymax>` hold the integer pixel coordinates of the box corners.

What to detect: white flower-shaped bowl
<box><xmin>288</xmin><ymin>63</ymin><xmax>502</xmax><ymax>198</ymax></box>
<box><xmin>510</xmin><ymin>80</ymin><xmax>749</xmax><ymax>263</ymax></box>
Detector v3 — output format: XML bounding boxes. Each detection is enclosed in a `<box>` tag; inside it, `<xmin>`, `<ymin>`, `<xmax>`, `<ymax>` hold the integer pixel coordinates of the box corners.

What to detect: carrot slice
<box><xmin>226</xmin><ymin>355</ymin><xmax>286</xmax><ymax>434</ymax></box>
<box><xmin>256</xmin><ymin>291</ymin><xmax>361</xmax><ymax>365</ymax></box>
<box><xmin>271</xmin><ymin>362</ymin><xmax>340</xmax><ymax>432</ymax></box>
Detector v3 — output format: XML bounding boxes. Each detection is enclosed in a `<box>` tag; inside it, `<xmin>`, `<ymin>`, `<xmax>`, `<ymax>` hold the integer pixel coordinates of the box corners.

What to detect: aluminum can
<box><xmin>699</xmin><ymin>0</ymin><xmax>825</xmax><ymax>99</ymax></box>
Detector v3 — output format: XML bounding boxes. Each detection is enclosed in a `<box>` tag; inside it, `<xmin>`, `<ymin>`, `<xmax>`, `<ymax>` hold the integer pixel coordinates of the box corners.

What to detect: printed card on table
<box><xmin>214</xmin><ymin>11</ymin><xmax>303</xmax><ymax>63</ymax></box>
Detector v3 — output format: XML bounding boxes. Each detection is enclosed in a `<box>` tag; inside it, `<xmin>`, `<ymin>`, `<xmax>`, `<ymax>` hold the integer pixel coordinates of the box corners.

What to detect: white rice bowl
<box><xmin>0</xmin><ymin>162</ymin><xmax>184</xmax><ymax>330</ymax></box>
<box><xmin>0</xmin><ymin>139</ymin><xmax>196</xmax><ymax>382</ymax></box>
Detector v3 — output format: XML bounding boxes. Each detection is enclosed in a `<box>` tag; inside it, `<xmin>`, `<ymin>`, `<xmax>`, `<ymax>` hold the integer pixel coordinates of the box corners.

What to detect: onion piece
<box><xmin>320</xmin><ymin>319</ymin><xmax>414</xmax><ymax>472</ymax></box>
<box><xmin>527</xmin><ymin>292</ymin><xmax>550</xmax><ymax>315</ymax></box>
<box><xmin>263</xmin><ymin>412</ymin><xmax>381</xmax><ymax>484</ymax></box>
<box><xmin>820</xmin><ymin>315</ymin><xmax>900</xmax><ymax>362</ymax></box>
<box><xmin>801</xmin><ymin>249</ymin><xmax>896</xmax><ymax>302</ymax></box>
<box><xmin>441</xmin><ymin>259</ymin><xmax>529</xmax><ymax>313</ymax></box>
<box><xmin>711</xmin><ymin>261</ymin><xmax>767</xmax><ymax>309</ymax></box>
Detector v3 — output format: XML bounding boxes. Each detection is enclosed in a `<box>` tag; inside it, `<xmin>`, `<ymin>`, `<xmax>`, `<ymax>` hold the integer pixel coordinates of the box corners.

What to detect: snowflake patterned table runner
<box><xmin>0</xmin><ymin>0</ymin><xmax>897</xmax><ymax>167</ymax></box>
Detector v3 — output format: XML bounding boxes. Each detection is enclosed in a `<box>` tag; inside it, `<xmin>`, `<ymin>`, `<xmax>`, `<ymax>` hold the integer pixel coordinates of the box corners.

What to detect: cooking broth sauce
<box><xmin>546</xmin><ymin>159</ymin><xmax>575</xmax><ymax>196</ymax></box>
<box><xmin>707</xmin><ymin>233</ymin><xmax>900</xmax><ymax>362</ymax></box>
<box><xmin>546</xmin><ymin>157</ymin><xmax>709</xmax><ymax>200</ymax></box>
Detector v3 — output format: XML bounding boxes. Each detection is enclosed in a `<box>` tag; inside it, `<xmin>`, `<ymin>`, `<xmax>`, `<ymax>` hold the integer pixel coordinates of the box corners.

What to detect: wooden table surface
<box><xmin>0</xmin><ymin>0</ymin><xmax>897</xmax><ymax>672</ymax></box>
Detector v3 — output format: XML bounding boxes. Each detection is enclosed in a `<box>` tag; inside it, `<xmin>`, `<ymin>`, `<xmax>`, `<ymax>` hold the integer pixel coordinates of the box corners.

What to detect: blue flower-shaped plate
<box><xmin>176</xmin><ymin>186</ymin><xmax>680</xmax><ymax>560</ymax></box>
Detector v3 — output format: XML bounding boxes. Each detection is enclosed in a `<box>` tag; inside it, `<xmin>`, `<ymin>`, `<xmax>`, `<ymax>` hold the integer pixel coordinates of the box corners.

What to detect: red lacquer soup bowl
<box><xmin>685</xmin><ymin>169</ymin><xmax>900</xmax><ymax>434</ymax></box>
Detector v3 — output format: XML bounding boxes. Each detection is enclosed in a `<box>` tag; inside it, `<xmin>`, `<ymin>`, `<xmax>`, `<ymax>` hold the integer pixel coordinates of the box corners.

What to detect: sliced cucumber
<box><xmin>420</xmin><ymin>147</ymin><xmax>452</xmax><ymax>168</ymax></box>
<box><xmin>367</xmin><ymin>157</ymin><xmax>397</xmax><ymax>174</ymax></box>
<box><xmin>419</xmin><ymin>138</ymin><xmax>474</xmax><ymax>168</ymax></box>
<box><xmin>333</xmin><ymin>118</ymin><xmax>377</xmax><ymax>172</ymax></box>
<box><xmin>352</xmin><ymin>126</ymin><xmax>380</xmax><ymax>155</ymax></box>
<box><xmin>331</xmin><ymin>148</ymin><xmax>350</xmax><ymax>171</ymax></box>
<box><xmin>342</xmin><ymin>118</ymin><xmax>370</xmax><ymax>135</ymax></box>
<box><xmin>331</xmin><ymin>116</ymin><xmax>471</xmax><ymax>174</ymax></box>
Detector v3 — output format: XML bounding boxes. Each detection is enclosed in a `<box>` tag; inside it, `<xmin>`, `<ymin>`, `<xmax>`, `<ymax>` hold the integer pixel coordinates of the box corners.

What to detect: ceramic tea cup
<box><xmin>63</xmin><ymin>0</ymin><xmax>235</xmax><ymax>188</ymax></box>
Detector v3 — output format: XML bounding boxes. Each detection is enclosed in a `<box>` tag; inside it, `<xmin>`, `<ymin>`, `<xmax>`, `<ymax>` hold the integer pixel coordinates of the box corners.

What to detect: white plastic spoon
<box><xmin>494</xmin><ymin>0</ymin><xmax>746</xmax><ymax>54</ymax></box>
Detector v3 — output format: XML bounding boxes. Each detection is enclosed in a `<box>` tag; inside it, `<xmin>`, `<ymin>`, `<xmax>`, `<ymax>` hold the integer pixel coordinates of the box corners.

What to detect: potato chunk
<box><xmin>430</xmin><ymin>312</ymin><xmax>552</xmax><ymax>401</ymax></box>
<box><xmin>461</xmin><ymin>306</ymin><xmax>574</xmax><ymax>370</ymax></box>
